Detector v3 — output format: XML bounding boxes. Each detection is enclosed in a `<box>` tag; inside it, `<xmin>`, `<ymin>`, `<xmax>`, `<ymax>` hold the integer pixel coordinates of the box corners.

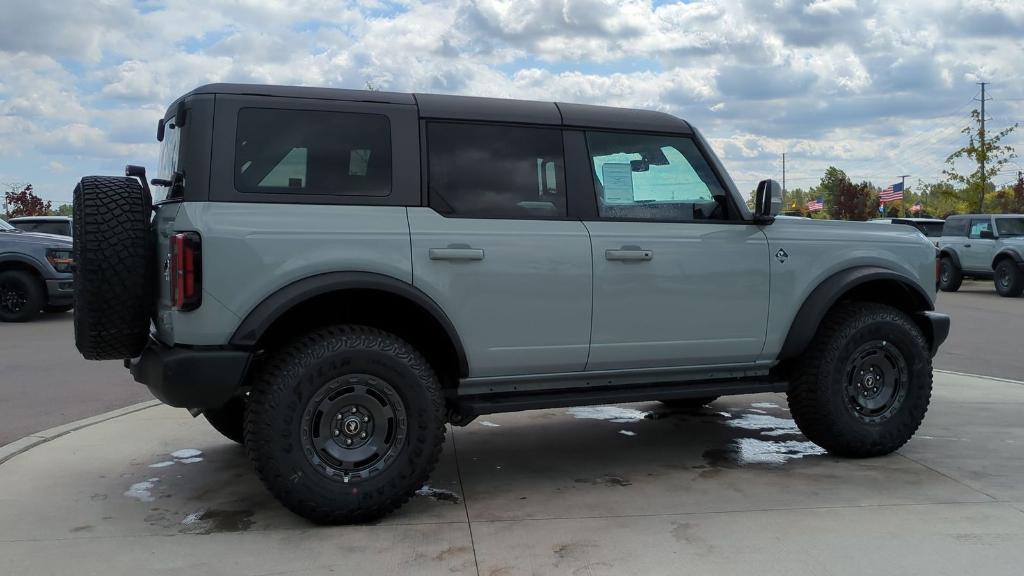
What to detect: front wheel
<box><xmin>245</xmin><ymin>325</ymin><xmax>446</xmax><ymax>524</ymax></box>
<box><xmin>994</xmin><ymin>259</ymin><xmax>1023</xmax><ymax>297</ymax></box>
<box><xmin>938</xmin><ymin>257</ymin><xmax>962</xmax><ymax>292</ymax></box>
<box><xmin>787</xmin><ymin>303</ymin><xmax>932</xmax><ymax>458</ymax></box>
<box><xmin>0</xmin><ymin>270</ymin><xmax>44</xmax><ymax>323</ymax></box>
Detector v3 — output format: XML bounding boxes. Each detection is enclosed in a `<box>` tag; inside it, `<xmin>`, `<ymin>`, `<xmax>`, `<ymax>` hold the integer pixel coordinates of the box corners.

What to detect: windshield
<box><xmin>911</xmin><ymin>222</ymin><xmax>944</xmax><ymax>237</ymax></box>
<box><xmin>995</xmin><ymin>217</ymin><xmax>1024</xmax><ymax>237</ymax></box>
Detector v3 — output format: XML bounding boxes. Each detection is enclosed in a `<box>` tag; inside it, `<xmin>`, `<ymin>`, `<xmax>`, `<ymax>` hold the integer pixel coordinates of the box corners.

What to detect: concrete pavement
<box><xmin>1</xmin><ymin>372</ymin><xmax>1022</xmax><ymax>575</ymax></box>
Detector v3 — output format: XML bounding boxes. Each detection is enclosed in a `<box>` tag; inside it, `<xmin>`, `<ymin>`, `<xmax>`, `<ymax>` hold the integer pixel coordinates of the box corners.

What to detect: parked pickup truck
<box><xmin>71</xmin><ymin>83</ymin><xmax>949</xmax><ymax>524</ymax></box>
<box><xmin>0</xmin><ymin>218</ymin><xmax>74</xmax><ymax>322</ymax></box>
<box><xmin>937</xmin><ymin>214</ymin><xmax>1024</xmax><ymax>297</ymax></box>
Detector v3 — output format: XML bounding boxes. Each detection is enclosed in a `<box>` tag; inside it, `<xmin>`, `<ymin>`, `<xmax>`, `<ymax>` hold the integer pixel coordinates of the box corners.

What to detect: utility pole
<box><xmin>782</xmin><ymin>152</ymin><xmax>786</xmax><ymax>200</ymax></box>
<box><xmin>899</xmin><ymin>174</ymin><xmax>910</xmax><ymax>213</ymax></box>
<box><xmin>976</xmin><ymin>82</ymin><xmax>989</xmax><ymax>212</ymax></box>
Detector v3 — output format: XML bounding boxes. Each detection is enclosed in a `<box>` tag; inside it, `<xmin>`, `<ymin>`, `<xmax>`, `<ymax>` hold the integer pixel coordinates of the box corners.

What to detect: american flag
<box><xmin>806</xmin><ymin>197</ymin><xmax>824</xmax><ymax>212</ymax></box>
<box><xmin>880</xmin><ymin>182</ymin><xmax>904</xmax><ymax>203</ymax></box>
<box><xmin>911</xmin><ymin>202</ymin><xmax>922</xmax><ymax>213</ymax></box>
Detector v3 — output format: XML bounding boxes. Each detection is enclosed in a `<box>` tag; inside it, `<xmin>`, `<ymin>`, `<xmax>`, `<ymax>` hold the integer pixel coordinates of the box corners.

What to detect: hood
<box><xmin>0</xmin><ymin>229</ymin><xmax>72</xmax><ymax>247</ymax></box>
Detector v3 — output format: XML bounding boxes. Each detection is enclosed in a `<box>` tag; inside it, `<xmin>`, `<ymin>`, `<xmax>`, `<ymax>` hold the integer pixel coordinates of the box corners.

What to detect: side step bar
<box><xmin>452</xmin><ymin>379</ymin><xmax>787</xmax><ymax>420</ymax></box>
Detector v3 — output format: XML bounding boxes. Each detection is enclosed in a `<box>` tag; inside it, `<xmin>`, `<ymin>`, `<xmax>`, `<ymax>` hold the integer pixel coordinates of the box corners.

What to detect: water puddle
<box><xmin>722</xmin><ymin>413</ymin><xmax>800</xmax><ymax>437</ymax></box>
<box><xmin>618</xmin><ymin>430</ymin><xmax>637</xmax><ymax>436</ymax></box>
<box><xmin>179</xmin><ymin>508</ymin><xmax>254</xmax><ymax>534</ymax></box>
<box><xmin>124</xmin><ymin>478</ymin><xmax>160</xmax><ymax>502</ymax></box>
<box><xmin>566</xmin><ymin>406</ymin><xmax>650</xmax><ymax>423</ymax></box>
<box><xmin>415</xmin><ymin>485</ymin><xmax>462</xmax><ymax>504</ymax></box>
<box><xmin>575</xmin><ymin>475</ymin><xmax>632</xmax><ymax>487</ymax></box>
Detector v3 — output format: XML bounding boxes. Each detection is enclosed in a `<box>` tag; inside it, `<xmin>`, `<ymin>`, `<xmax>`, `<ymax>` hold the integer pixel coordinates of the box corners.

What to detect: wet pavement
<box><xmin>1</xmin><ymin>371</ymin><xmax>1023</xmax><ymax>575</ymax></box>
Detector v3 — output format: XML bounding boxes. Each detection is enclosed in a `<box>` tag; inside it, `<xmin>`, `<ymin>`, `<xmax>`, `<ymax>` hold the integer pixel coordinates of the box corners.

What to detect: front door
<box><xmin>579</xmin><ymin>130</ymin><xmax>770</xmax><ymax>370</ymax></box>
<box><xmin>409</xmin><ymin>122</ymin><xmax>592</xmax><ymax>378</ymax></box>
<box><xmin>964</xmin><ymin>217</ymin><xmax>996</xmax><ymax>272</ymax></box>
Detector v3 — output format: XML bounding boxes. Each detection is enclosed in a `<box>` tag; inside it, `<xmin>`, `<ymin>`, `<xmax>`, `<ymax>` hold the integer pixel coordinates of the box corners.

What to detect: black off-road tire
<box><xmin>660</xmin><ymin>396</ymin><xmax>719</xmax><ymax>411</ymax></box>
<box><xmin>43</xmin><ymin>304</ymin><xmax>74</xmax><ymax>314</ymax></box>
<box><xmin>938</xmin><ymin>257</ymin><xmax>962</xmax><ymax>292</ymax></box>
<box><xmin>994</xmin><ymin>259</ymin><xmax>1023</xmax><ymax>298</ymax></box>
<box><xmin>245</xmin><ymin>325</ymin><xmax>446</xmax><ymax>524</ymax></box>
<box><xmin>73</xmin><ymin>176</ymin><xmax>153</xmax><ymax>360</ymax></box>
<box><xmin>787</xmin><ymin>302</ymin><xmax>932</xmax><ymax>458</ymax></box>
<box><xmin>0</xmin><ymin>270</ymin><xmax>44</xmax><ymax>322</ymax></box>
<box><xmin>204</xmin><ymin>395</ymin><xmax>247</xmax><ymax>445</ymax></box>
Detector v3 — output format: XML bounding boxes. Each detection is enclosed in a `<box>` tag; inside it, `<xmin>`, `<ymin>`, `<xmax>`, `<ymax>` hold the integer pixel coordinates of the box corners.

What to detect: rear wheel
<box><xmin>0</xmin><ymin>270</ymin><xmax>44</xmax><ymax>322</ymax></box>
<box><xmin>938</xmin><ymin>257</ymin><xmax>962</xmax><ymax>292</ymax></box>
<box><xmin>994</xmin><ymin>259</ymin><xmax>1023</xmax><ymax>297</ymax></box>
<box><xmin>659</xmin><ymin>396</ymin><xmax>719</xmax><ymax>411</ymax></box>
<box><xmin>787</xmin><ymin>302</ymin><xmax>932</xmax><ymax>458</ymax></box>
<box><xmin>245</xmin><ymin>325</ymin><xmax>446</xmax><ymax>524</ymax></box>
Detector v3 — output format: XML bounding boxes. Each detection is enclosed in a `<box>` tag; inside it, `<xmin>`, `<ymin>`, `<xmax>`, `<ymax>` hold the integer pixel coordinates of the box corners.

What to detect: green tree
<box><xmin>819</xmin><ymin>166</ymin><xmax>848</xmax><ymax>215</ymax></box>
<box><xmin>990</xmin><ymin>174</ymin><xmax>1024</xmax><ymax>214</ymax></box>
<box><xmin>51</xmin><ymin>203</ymin><xmax>74</xmax><ymax>217</ymax></box>
<box><xmin>943</xmin><ymin>109</ymin><xmax>1018</xmax><ymax>212</ymax></box>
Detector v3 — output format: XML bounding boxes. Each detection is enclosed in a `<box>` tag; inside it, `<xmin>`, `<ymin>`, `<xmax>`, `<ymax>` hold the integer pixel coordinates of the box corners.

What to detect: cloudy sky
<box><xmin>2</xmin><ymin>0</ymin><xmax>1023</xmax><ymax>206</ymax></box>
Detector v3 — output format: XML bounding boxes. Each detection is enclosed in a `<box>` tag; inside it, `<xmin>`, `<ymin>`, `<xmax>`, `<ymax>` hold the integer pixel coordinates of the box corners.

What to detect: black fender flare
<box><xmin>778</xmin><ymin>266</ymin><xmax>933</xmax><ymax>361</ymax></box>
<box><xmin>938</xmin><ymin>248</ymin><xmax>962</xmax><ymax>270</ymax></box>
<box><xmin>0</xmin><ymin>252</ymin><xmax>48</xmax><ymax>275</ymax></box>
<box><xmin>229</xmin><ymin>272</ymin><xmax>469</xmax><ymax>377</ymax></box>
<box><xmin>991</xmin><ymin>249</ymin><xmax>1023</xmax><ymax>269</ymax></box>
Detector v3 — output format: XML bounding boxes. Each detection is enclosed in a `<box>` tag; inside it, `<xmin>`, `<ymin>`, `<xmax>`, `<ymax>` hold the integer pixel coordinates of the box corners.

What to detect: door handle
<box><xmin>429</xmin><ymin>248</ymin><xmax>484</xmax><ymax>261</ymax></box>
<box><xmin>605</xmin><ymin>249</ymin><xmax>653</xmax><ymax>261</ymax></box>
<box><xmin>964</xmin><ymin>243</ymin><xmax>971</xmax><ymax>248</ymax></box>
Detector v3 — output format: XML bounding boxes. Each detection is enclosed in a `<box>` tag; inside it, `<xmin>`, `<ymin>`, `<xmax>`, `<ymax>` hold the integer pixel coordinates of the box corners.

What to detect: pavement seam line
<box><xmin>0</xmin><ymin>400</ymin><xmax>161</xmax><ymax>466</ymax></box>
<box><xmin>448</xmin><ymin>425</ymin><xmax>481</xmax><ymax>576</ymax></box>
<box><xmin>934</xmin><ymin>369</ymin><xmax>1024</xmax><ymax>386</ymax></box>
<box><xmin>894</xmin><ymin>451</ymin><xmax>1000</xmax><ymax>501</ymax></box>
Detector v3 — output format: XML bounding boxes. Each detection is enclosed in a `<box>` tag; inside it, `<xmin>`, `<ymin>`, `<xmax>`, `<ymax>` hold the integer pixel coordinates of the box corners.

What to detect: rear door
<box><xmin>408</xmin><ymin>122</ymin><xmax>592</xmax><ymax>377</ymax></box>
<box><xmin>577</xmin><ymin>130</ymin><xmax>770</xmax><ymax>370</ymax></box>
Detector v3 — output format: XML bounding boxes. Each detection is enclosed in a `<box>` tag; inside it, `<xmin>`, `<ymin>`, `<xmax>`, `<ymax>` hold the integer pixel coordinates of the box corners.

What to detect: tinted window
<box><xmin>942</xmin><ymin>217</ymin><xmax>968</xmax><ymax>237</ymax></box>
<box><xmin>995</xmin><ymin>217</ymin><xmax>1024</xmax><ymax>237</ymax></box>
<box><xmin>234</xmin><ymin>108</ymin><xmax>390</xmax><ymax>196</ymax></box>
<box><xmin>968</xmin><ymin>218</ymin><xmax>992</xmax><ymax>238</ymax></box>
<box><xmin>35</xmin><ymin>222</ymin><xmax>71</xmax><ymax>236</ymax></box>
<box><xmin>427</xmin><ymin>123</ymin><xmax>566</xmax><ymax>219</ymax></box>
<box><xmin>586</xmin><ymin>131</ymin><xmax>728</xmax><ymax>221</ymax></box>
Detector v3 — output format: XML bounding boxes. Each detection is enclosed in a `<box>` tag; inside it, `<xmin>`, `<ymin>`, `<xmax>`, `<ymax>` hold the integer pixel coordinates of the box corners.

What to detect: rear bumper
<box><xmin>128</xmin><ymin>338</ymin><xmax>251</xmax><ymax>409</ymax></box>
<box><xmin>45</xmin><ymin>278</ymin><xmax>74</xmax><ymax>305</ymax></box>
<box><xmin>914</xmin><ymin>311</ymin><xmax>951</xmax><ymax>358</ymax></box>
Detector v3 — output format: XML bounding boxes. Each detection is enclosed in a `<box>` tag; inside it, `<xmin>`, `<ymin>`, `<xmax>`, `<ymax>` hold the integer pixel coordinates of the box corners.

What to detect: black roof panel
<box><xmin>178</xmin><ymin>84</ymin><xmax>692</xmax><ymax>133</ymax></box>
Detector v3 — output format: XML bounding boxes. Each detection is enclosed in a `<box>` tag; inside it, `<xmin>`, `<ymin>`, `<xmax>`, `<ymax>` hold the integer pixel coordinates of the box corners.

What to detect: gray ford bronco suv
<box><xmin>72</xmin><ymin>84</ymin><xmax>949</xmax><ymax>524</ymax></box>
<box><xmin>937</xmin><ymin>214</ymin><xmax>1024</xmax><ymax>297</ymax></box>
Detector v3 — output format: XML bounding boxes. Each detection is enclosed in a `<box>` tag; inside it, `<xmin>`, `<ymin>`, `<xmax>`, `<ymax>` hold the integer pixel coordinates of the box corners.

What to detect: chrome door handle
<box><xmin>605</xmin><ymin>249</ymin><xmax>653</xmax><ymax>261</ymax></box>
<box><xmin>429</xmin><ymin>248</ymin><xmax>485</xmax><ymax>261</ymax></box>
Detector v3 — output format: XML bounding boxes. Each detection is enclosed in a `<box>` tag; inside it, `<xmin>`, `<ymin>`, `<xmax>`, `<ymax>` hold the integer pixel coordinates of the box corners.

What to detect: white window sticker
<box><xmin>601</xmin><ymin>163</ymin><xmax>634</xmax><ymax>204</ymax></box>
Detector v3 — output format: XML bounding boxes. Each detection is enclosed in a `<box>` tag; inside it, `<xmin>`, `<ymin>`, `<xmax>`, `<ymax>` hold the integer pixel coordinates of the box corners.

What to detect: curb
<box><xmin>0</xmin><ymin>400</ymin><xmax>161</xmax><ymax>466</ymax></box>
<box><xmin>935</xmin><ymin>369</ymin><xmax>1024</xmax><ymax>386</ymax></box>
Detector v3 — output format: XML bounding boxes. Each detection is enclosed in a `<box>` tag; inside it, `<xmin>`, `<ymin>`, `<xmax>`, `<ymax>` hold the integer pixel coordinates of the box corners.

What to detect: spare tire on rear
<box><xmin>73</xmin><ymin>176</ymin><xmax>153</xmax><ymax>360</ymax></box>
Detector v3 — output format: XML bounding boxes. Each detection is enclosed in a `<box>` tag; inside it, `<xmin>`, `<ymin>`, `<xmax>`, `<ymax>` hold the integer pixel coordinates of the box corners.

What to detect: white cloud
<box><xmin>0</xmin><ymin>0</ymin><xmax>1022</xmax><ymax>201</ymax></box>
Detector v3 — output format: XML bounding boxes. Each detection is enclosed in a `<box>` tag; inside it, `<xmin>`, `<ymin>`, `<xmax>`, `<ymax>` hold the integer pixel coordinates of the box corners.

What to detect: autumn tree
<box><xmin>990</xmin><ymin>174</ymin><xmax>1024</xmax><ymax>214</ymax></box>
<box><xmin>3</xmin><ymin>184</ymin><xmax>51</xmax><ymax>219</ymax></box>
<box><xmin>943</xmin><ymin>109</ymin><xmax>1018</xmax><ymax>212</ymax></box>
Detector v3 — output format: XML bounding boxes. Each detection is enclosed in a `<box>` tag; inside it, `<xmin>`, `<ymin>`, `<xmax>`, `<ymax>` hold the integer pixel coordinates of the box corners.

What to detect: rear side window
<box><xmin>942</xmin><ymin>217</ymin><xmax>968</xmax><ymax>237</ymax></box>
<box><xmin>234</xmin><ymin>108</ymin><xmax>390</xmax><ymax>196</ymax></box>
<box><xmin>427</xmin><ymin>122</ymin><xmax>566</xmax><ymax>219</ymax></box>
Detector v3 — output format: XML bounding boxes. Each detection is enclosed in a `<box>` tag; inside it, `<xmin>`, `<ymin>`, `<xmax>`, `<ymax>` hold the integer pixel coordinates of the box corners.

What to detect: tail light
<box><xmin>170</xmin><ymin>232</ymin><xmax>202</xmax><ymax>311</ymax></box>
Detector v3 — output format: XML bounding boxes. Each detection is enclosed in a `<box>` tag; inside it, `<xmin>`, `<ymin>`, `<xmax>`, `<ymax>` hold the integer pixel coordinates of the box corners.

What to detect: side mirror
<box><xmin>754</xmin><ymin>179</ymin><xmax>783</xmax><ymax>223</ymax></box>
<box><xmin>980</xmin><ymin>229</ymin><xmax>995</xmax><ymax>240</ymax></box>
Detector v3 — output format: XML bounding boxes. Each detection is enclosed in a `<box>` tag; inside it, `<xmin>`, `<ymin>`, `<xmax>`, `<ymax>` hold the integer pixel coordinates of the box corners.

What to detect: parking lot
<box><xmin>1</xmin><ymin>280</ymin><xmax>1023</xmax><ymax>575</ymax></box>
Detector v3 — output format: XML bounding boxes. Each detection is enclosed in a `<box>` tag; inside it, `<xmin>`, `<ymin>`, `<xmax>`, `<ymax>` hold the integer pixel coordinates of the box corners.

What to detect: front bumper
<box><xmin>128</xmin><ymin>338</ymin><xmax>251</xmax><ymax>409</ymax></box>
<box><xmin>914</xmin><ymin>311</ymin><xmax>951</xmax><ymax>358</ymax></box>
<box><xmin>45</xmin><ymin>277</ymin><xmax>73</xmax><ymax>305</ymax></box>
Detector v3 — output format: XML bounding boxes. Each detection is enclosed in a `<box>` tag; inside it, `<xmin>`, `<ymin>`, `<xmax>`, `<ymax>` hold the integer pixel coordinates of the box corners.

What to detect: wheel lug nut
<box><xmin>333</xmin><ymin>430</ymin><xmax>339</xmax><ymax>437</ymax></box>
<box><xmin>360</xmin><ymin>432</ymin><xmax>366</xmax><ymax>439</ymax></box>
<box><xmin>351</xmin><ymin>407</ymin><xmax>358</xmax><ymax>413</ymax></box>
<box><xmin>362</xmin><ymin>416</ymin><xmax>369</xmax><ymax>423</ymax></box>
<box><xmin>345</xmin><ymin>438</ymin><xmax>353</xmax><ymax>446</ymax></box>
<box><xmin>335</xmin><ymin>413</ymin><xmax>342</xmax><ymax>420</ymax></box>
